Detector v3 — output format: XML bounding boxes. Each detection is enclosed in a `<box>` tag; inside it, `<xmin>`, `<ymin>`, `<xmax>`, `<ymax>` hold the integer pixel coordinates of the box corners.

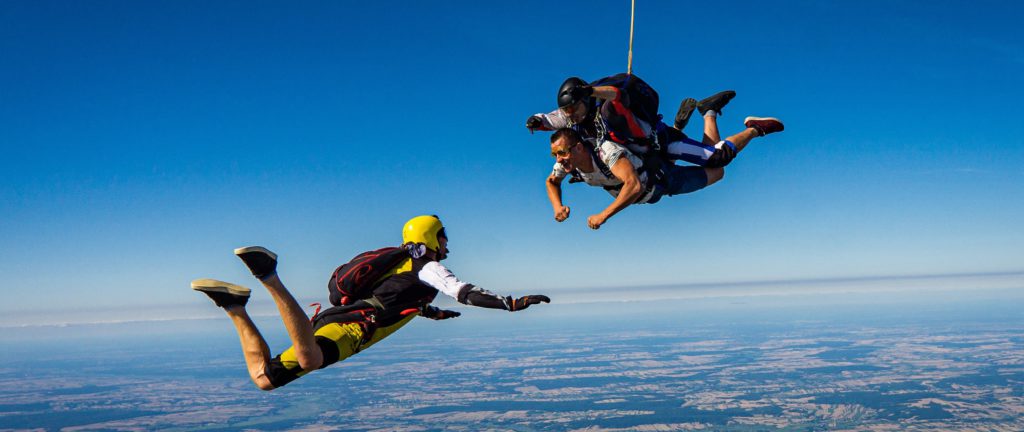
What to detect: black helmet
<box><xmin>557</xmin><ymin>77</ymin><xmax>589</xmax><ymax>108</ymax></box>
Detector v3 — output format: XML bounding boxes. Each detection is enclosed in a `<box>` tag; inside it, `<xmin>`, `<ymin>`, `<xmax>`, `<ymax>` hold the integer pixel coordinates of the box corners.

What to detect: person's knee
<box><xmin>253</xmin><ymin>375</ymin><xmax>276</xmax><ymax>391</ymax></box>
<box><xmin>704</xmin><ymin>141</ymin><xmax>737</xmax><ymax>169</ymax></box>
<box><xmin>705</xmin><ymin>167</ymin><xmax>725</xmax><ymax>186</ymax></box>
<box><xmin>250</xmin><ymin>367</ymin><xmax>276</xmax><ymax>391</ymax></box>
<box><xmin>296</xmin><ymin>349</ymin><xmax>324</xmax><ymax>371</ymax></box>
<box><xmin>704</xmin><ymin>154</ymin><xmax>731</xmax><ymax>169</ymax></box>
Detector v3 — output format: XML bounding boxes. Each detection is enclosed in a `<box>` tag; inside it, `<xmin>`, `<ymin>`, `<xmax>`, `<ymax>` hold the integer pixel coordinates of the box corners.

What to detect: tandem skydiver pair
<box><xmin>528</xmin><ymin>74</ymin><xmax>785</xmax><ymax>229</ymax></box>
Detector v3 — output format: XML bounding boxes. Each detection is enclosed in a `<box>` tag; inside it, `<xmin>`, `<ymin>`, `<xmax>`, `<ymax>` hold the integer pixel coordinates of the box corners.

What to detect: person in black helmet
<box><xmin>526</xmin><ymin>77</ymin><xmax>604</xmax><ymax>145</ymax></box>
<box><xmin>526</xmin><ymin>75</ymin><xmax>744</xmax><ymax>170</ymax></box>
<box><xmin>191</xmin><ymin>215</ymin><xmax>551</xmax><ymax>390</ymax></box>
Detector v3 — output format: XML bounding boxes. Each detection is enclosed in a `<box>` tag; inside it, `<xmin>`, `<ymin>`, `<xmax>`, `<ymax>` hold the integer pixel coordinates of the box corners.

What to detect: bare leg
<box><xmin>705</xmin><ymin>167</ymin><xmax>725</xmax><ymax>186</ymax></box>
<box><xmin>723</xmin><ymin>128</ymin><xmax>760</xmax><ymax>153</ymax></box>
<box><xmin>696</xmin><ymin>90</ymin><xmax>734</xmax><ymax>144</ymax></box>
<box><xmin>223</xmin><ymin>305</ymin><xmax>275</xmax><ymax>390</ymax></box>
<box><xmin>702</xmin><ymin>114</ymin><xmax>722</xmax><ymax>145</ymax></box>
<box><xmin>702</xmin><ymin>117</ymin><xmax>780</xmax><ymax>184</ymax></box>
<box><xmin>257</xmin><ymin>274</ymin><xmax>323</xmax><ymax>371</ymax></box>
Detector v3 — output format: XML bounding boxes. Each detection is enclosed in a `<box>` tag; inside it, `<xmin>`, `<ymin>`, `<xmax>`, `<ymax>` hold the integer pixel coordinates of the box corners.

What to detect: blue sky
<box><xmin>2</xmin><ymin>1</ymin><xmax>1022</xmax><ymax>319</ymax></box>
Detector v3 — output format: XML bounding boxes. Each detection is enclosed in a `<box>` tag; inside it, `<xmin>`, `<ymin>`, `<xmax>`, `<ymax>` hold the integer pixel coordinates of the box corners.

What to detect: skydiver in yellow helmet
<box><xmin>402</xmin><ymin>214</ymin><xmax>449</xmax><ymax>260</ymax></box>
<box><xmin>191</xmin><ymin>215</ymin><xmax>551</xmax><ymax>390</ymax></box>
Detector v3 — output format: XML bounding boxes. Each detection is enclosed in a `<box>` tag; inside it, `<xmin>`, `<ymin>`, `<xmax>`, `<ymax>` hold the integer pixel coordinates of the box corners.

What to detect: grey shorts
<box><xmin>646</xmin><ymin>165</ymin><xmax>708</xmax><ymax>204</ymax></box>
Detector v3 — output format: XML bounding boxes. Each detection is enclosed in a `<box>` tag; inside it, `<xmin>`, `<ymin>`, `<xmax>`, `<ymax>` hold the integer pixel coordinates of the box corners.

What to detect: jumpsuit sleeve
<box><xmin>417</xmin><ymin>261</ymin><xmax>512</xmax><ymax>310</ymax></box>
<box><xmin>537</xmin><ymin>109</ymin><xmax>569</xmax><ymax>130</ymax></box>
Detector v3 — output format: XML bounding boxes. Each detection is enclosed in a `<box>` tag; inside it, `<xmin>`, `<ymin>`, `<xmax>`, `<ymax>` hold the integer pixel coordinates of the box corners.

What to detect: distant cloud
<box><xmin>549</xmin><ymin>271</ymin><xmax>1024</xmax><ymax>305</ymax></box>
<box><xmin>905</xmin><ymin>167</ymin><xmax>991</xmax><ymax>176</ymax></box>
<box><xmin>2</xmin><ymin>271</ymin><xmax>1021</xmax><ymax>328</ymax></box>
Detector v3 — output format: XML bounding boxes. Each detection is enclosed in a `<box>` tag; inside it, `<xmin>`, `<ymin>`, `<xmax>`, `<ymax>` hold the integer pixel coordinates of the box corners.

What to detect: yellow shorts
<box><xmin>266</xmin><ymin>314</ymin><xmax>416</xmax><ymax>388</ymax></box>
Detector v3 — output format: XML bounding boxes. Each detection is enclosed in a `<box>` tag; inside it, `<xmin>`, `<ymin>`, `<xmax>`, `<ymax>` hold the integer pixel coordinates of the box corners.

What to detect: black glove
<box><xmin>569</xmin><ymin>85</ymin><xmax>593</xmax><ymax>101</ymax></box>
<box><xmin>526</xmin><ymin>115</ymin><xmax>543</xmax><ymax>131</ymax></box>
<box><xmin>510</xmin><ymin>295</ymin><xmax>551</xmax><ymax>311</ymax></box>
<box><xmin>422</xmin><ymin>305</ymin><xmax>461</xmax><ymax>320</ymax></box>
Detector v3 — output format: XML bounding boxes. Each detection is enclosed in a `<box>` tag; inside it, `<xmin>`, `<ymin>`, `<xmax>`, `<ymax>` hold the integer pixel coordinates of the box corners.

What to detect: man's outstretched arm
<box><xmin>568</xmin><ymin>84</ymin><xmax>621</xmax><ymax>102</ymax></box>
<box><xmin>546</xmin><ymin>174</ymin><xmax>571</xmax><ymax>222</ymax></box>
<box><xmin>419</xmin><ymin>261</ymin><xmax>551</xmax><ymax>312</ymax></box>
<box><xmin>588</xmin><ymin>157</ymin><xmax>642</xmax><ymax>229</ymax></box>
<box><xmin>458</xmin><ymin>285</ymin><xmax>550</xmax><ymax>311</ymax></box>
<box><xmin>591</xmin><ymin>85</ymin><xmax>621</xmax><ymax>101</ymax></box>
<box><xmin>526</xmin><ymin>109</ymin><xmax>569</xmax><ymax>132</ymax></box>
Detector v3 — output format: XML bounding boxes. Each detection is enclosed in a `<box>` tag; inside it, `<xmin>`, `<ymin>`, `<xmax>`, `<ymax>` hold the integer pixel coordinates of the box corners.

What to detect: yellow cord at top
<box><xmin>627</xmin><ymin>0</ymin><xmax>636</xmax><ymax>75</ymax></box>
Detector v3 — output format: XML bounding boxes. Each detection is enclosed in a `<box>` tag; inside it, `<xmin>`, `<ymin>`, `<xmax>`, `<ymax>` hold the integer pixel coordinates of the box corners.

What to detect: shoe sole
<box><xmin>698</xmin><ymin>91</ymin><xmax>736</xmax><ymax>114</ymax></box>
<box><xmin>191</xmin><ymin>279</ymin><xmax>251</xmax><ymax>297</ymax></box>
<box><xmin>744</xmin><ymin>116</ymin><xmax>784</xmax><ymax>126</ymax></box>
<box><xmin>233</xmin><ymin>246</ymin><xmax>277</xmax><ymax>260</ymax></box>
<box><xmin>674</xmin><ymin>98</ymin><xmax>697</xmax><ymax>128</ymax></box>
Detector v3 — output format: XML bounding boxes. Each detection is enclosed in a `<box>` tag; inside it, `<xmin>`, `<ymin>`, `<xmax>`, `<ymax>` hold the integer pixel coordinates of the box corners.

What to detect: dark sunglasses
<box><xmin>551</xmin><ymin>143</ymin><xmax>577</xmax><ymax>158</ymax></box>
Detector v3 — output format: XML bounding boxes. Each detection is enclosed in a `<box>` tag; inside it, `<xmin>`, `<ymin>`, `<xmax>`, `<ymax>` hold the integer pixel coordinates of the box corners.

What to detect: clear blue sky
<box><xmin>2</xmin><ymin>0</ymin><xmax>1022</xmax><ymax>316</ymax></box>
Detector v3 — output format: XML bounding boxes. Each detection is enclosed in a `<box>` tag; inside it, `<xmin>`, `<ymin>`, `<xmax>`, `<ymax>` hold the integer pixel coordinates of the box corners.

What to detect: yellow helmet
<box><xmin>402</xmin><ymin>215</ymin><xmax>447</xmax><ymax>252</ymax></box>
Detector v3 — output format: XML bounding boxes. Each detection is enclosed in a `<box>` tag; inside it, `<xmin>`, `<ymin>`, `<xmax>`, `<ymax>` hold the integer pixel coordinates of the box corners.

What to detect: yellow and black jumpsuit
<box><xmin>264</xmin><ymin>254</ymin><xmax>513</xmax><ymax>389</ymax></box>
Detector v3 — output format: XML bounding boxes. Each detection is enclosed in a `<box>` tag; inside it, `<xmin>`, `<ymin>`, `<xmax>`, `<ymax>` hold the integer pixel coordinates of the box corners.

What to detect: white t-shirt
<box><xmin>551</xmin><ymin>140</ymin><xmax>655</xmax><ymax>203</ymax></box>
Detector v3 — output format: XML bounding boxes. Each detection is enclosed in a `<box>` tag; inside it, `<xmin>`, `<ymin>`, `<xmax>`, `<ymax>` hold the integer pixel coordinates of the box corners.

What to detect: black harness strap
<box><xmin>572</xmin><ymin>141</ymin><xmax>615</xmax><ymax>184</ymax></box>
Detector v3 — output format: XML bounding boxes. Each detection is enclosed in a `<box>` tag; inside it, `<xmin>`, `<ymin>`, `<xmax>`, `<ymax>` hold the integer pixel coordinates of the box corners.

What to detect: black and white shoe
<box><xmin>743</xmin><ymin>117</ymin><xmax>785</xmax><ymax>136</ymax></box>
<box><xmin>192</xmin><ymin>279</ymin><xmax>251</xmax><ymax>308</ymax></box>
<box><xmin>234</xmin><ymin>246</ymin><xmax>278</xmax><ymax>280</ymax></box>
<box><xmin>697</xmin><ymin>90</ymin><xmax>736</xmax><ymax>116</ymax></box>
<box><xmin>674</xmin><ymin>98</ymin><xmax>697</xmax><ymax>130</ymax></box>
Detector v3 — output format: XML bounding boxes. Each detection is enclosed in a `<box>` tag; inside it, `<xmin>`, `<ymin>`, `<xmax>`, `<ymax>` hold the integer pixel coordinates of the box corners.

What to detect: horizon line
<box><xmin>556</xmin><ymin>269</ymin><xmax>1024</xmax><ymax>293</ymax></box>
<box><xmin>1</xmin><ymin>269</ymin><xmax>1021</xmax><ymax>329</ymax></box>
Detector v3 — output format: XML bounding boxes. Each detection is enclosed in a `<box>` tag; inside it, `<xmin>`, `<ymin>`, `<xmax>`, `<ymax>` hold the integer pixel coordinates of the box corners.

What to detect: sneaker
<box><xmin>234</xmin><ymin>246</ymin><xmax>278</xmax><ymax>280</ymax></box>
<box><xmin>697</xmin><ymin>90</ymin><xmax>736</xmax><ymax>116</ymax></box>
<box><xmin>673</xmin><ymin>98</ymin><xmax>697</xmax><ymax>130</ymax></box>
<box><xmin>743</xmin><ymin>117</ymin><xmax>785</xmax><ymax>136</ymax></box>
<box><xmin>192</xmin><ymin>279</ymin><xmax>251</xmax><ymax>308</ymax></box>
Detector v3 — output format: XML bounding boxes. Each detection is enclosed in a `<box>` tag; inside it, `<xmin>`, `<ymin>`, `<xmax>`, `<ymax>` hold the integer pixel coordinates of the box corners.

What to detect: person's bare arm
<box><xmin>587</xmin><ymin>157</ymin><xmax>641</xmax><ymax>229</ymax></box>
<box><xmin>526</xmin><ymin>109</ymin><xmax>567</xmax><ymax>132</ymax></box>
<box><xmin>546</xmin><ymin>173</ymin><xmax>571</xmax><ymax>222</ymax></box>
<box><xmin>569</xmin><ymin>85</ymin><xmax>621</xmax><ymax>103</ymax></box>
<box><xmin>591</xmin><ymin>85</ymin><xmax>621</xmax><ymax>101</ymax></box>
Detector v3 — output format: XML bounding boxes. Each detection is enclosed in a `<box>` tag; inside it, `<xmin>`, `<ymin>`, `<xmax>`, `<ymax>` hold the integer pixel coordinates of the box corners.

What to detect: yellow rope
<box><xmin>627</xmin><ymin>0</ymin><xmax>636</xmax><ymax>75</ymax></box>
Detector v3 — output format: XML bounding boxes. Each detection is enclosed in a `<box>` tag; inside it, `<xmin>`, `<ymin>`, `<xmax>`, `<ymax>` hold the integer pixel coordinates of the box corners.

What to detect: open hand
<box><xmin>511</xmin><ymin>295</ymin><xmax>551</xmax><ymax>311</ymax></box>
